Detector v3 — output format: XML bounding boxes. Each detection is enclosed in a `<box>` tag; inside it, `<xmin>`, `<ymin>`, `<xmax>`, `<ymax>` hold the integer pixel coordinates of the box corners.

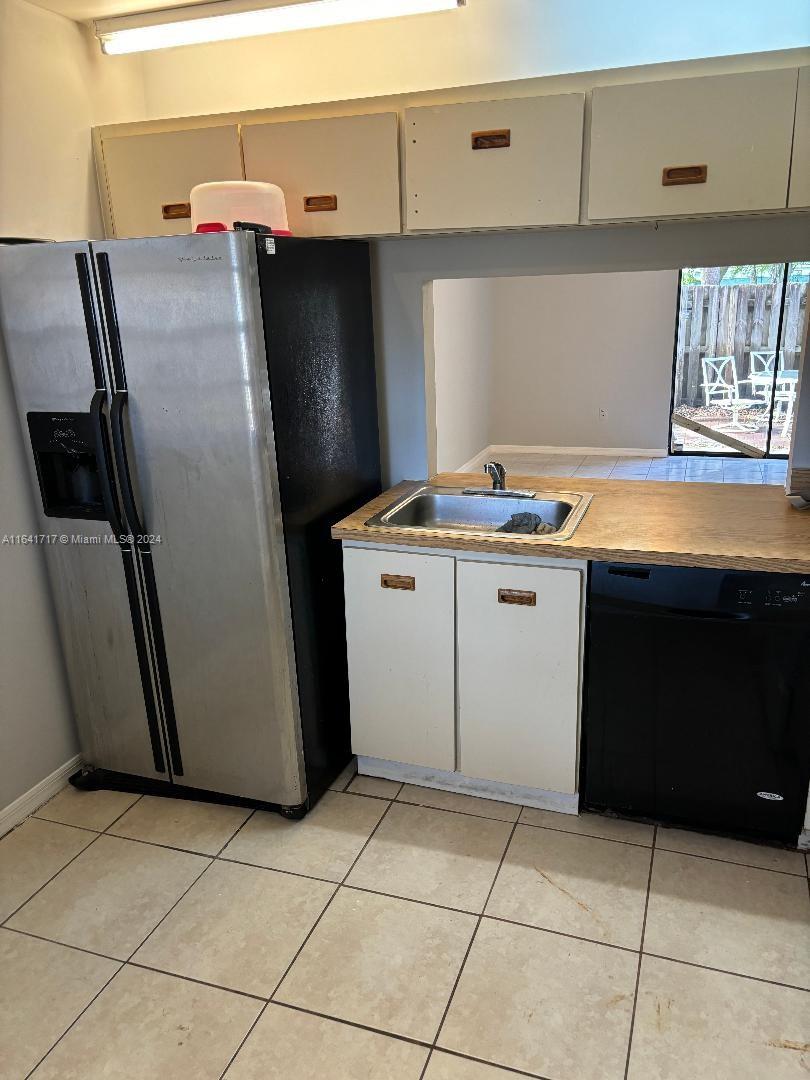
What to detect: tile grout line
<box><xmin>639</xmin><ymin>952</ymin><xmax>810</xmax><ymax>995</ymax></box>
<box><xmin>218</xmin><ymin>798</ymin><xmax>396</xmax><ymax>1078</ymax></box>
<box><xmin>214</xmin><ymin>807</ymin><xmax>256</xmax><ymax>858</ymax></box>
<box><xmin>1</xmin><ymin>924</ymin><xmax>121</xmax><ymax>964</ymax></box>
<box><xmin>653</xmin><ymin>845</ymin><xmax>805</xmax><ymax>878</ymax></box>
<box><xmin>1</xmin><ymin>831</ymin><xmax>102</xmax><ymax>929</ymax></box>
<box><xmin>125</xmin><ymin>959</ymin><xmax>268</xmax><ymax>1003</ymax></box>
<box><xmin>270</xmin><ymin>998</ymin><xmax>433</xmax><ymax>1050</ymax></box>
<box><xmin>23</xmin><ymin>960</ymin><xmax>125</xmax><ymax>1080</ymax></box>
<box><xmin>219</xmin><ymin>799</ymin><xmax>397</xmax><ymax>1080</ymax></box>
<box><xmin>101</xmin><ymin>793</ymin><xmax>145</xmax><ymax>833</ymax></box>
<box><xmin>123</xmin><ymin>856</ymin><xmax>215</xmax><ymax>965</ymax></box>
<box><xmin>623</xmin><ymin>824</ymin><xmax>656</xmax><ymax>1080</ymax></box>
<box><xmin>419</xmin><ymin>814</ymin><xmax>523</xmax><ymax>1080</ymax></box>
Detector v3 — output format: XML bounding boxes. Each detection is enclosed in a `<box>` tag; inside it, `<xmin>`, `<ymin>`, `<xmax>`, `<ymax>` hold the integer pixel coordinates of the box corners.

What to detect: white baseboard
<box><xmin>0</xmin><ymin>754</ymin><xmax>82</xmax><ymax>839</ymax></box>
<box><xmin>357</xmin><ymin>756</ymin><xmax>580</xmax><ymax>814</ymax></box>
<box><xmin>455</xmin><ymin>450</ymin><xmax>489</xmax><ymax>473</ymax></box>
<box><xmin>451</xmin><ymin>445</ymin><xmax>669</xmax><ymax>472</ymax></box>
<box><xmin>798</xmin><ymin>829</ymin><xmax>810</xmax><ymax>851</ymax></box>
<box><xmin>486</xmin><ymin>444</ymin><xmax>669</xmax><ymax>458</ymax></box>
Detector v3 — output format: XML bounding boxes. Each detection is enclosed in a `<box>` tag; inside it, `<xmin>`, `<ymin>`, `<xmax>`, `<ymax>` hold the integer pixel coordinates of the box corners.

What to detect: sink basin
<box><xmin>365</xmin><ymin>486</ymin><xmax>592</xmax><ymax>541</ymax></box>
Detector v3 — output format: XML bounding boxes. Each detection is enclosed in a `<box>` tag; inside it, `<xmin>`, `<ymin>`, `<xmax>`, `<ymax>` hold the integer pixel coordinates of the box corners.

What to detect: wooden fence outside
<box><xmin>674</xmin><ymin>281</ymin><xmax>806</xmax><ymax>408</ymax></box>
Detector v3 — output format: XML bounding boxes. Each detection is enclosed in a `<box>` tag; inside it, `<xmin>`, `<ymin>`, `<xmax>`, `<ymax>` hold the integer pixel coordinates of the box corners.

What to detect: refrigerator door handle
<box><xmin>90</xmin><ymin>389</ymin><xmax>126</xmax><ymax>541</ymax></box>
<box><xmin>95</xmin><ymin>252</ymin><xmax>126</xmax><ymax>389</ymax></box>
<box><xmin>76</xmin><ymin>255</ymin><xmax>106</xmax><ymax>390</ymax></box>
<box><xmin>110</xmin><ymin>390</ymin><xmax>146</xmax><ymax>538</ymax></box>
<box><xmin>91</xmin><ymin>389</ymin><xmax>167</xmax><ymax>775</ymax></box>
<box><xmin>110</xmin><ymin>388</ymin><xmax>185</xmax><ymax>778</ymax></box>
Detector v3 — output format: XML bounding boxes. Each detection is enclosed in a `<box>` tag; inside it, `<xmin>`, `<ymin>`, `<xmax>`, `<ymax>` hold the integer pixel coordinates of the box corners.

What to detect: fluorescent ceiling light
<box><xmin>96</xmin><ymin>0</ymin><xmax>464</xmax><ymax>54</ymax></box>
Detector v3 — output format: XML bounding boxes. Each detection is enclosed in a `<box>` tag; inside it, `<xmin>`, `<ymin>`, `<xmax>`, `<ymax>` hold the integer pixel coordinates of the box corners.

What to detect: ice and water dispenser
<box><xmin>26</xmin><ymin>411</ymin><xmax>105</xmax><ymax>519</ymax></box>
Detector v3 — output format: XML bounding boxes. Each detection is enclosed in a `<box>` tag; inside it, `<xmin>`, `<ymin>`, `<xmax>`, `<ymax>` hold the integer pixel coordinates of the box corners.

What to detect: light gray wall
<box><xmin>371</xmin><ymin>213</ymin><xmax>810</xmax><ymax>483</ymax></box>
<box><xmin>0</xmin><ymin>343</ymin><xmax>76</xmax><ymax>812</ymax></box>
<box><xmin>431</xmin><ymin>279</ymin><xmax>495</xmax><ymax>471</ymax></box>
<box><xmin>488</xmin><ymin>270</ymin><xmax>679</xmax><ymax>450</ymax></box>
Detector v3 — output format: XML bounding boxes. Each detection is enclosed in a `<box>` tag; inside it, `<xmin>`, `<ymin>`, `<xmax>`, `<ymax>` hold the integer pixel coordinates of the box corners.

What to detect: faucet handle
<box><xmin>484</xmin><ymin>461</ymin><xmax>506</xmax><ymax>490</ymax></box>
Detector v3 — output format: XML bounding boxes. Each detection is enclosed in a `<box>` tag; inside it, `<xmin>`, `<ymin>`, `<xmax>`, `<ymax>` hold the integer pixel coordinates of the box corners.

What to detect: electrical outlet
<box><xmin>599</xmin><ymin>407</ymin><xmax>608</xmax><ymax>421</ymax></box>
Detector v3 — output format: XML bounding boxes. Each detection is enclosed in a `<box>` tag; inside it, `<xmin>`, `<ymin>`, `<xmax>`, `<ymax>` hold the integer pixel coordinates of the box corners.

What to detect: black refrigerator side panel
<box><xmin>256</xmin><ymin>236</ymin><xmax>382</xmax><ymax>803</ymax></box>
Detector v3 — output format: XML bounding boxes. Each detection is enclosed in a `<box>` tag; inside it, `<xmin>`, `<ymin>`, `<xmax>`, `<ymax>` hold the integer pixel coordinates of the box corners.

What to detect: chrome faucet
<box><xmin>463</xmin><ymin>460</ymin><xmax>536</xmax><ymax>499</ymax></box>
<box><xmin>483</xmin><ymin>461</ymin><xmax>506</xmax><ymax>490</ymax></box>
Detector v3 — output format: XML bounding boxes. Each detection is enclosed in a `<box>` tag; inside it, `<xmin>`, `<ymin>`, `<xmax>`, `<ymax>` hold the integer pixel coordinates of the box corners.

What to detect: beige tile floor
<box><xmin>459</xmin><ymin>450</ymin><xmax>789</xmax><ymax>486</ymax></box>
<box><xmin>0</xmin><ymin>768</ymin><xmax>808</xmax><ymax>1079</ymax></box>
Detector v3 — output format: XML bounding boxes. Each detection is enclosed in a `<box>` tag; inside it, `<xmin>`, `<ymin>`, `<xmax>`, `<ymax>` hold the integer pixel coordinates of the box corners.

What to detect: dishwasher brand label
<box><xmin>756</xmin><ymin>791</ymin><xmax>784</xmax><ymax>801</ymax></box>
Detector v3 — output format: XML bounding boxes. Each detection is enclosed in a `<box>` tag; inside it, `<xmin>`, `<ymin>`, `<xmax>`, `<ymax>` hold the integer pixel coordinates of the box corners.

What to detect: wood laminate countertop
<box><xmin>332</xmin><ymin>472</ymin><xmax>810</xmax><ymax>573</ymax></box>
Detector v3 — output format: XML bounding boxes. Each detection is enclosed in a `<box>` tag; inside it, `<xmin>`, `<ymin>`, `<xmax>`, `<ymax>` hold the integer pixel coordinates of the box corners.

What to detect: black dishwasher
<box><xmin>583</xmin><ymin>563</ymin><xmax>810</xmax><ymax>842</ymax></box>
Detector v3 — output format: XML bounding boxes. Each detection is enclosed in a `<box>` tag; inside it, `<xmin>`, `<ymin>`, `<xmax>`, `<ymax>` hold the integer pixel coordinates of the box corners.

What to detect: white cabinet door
<box><xmin>100</xmin><ymin>126</ymin><xmax>244</xmax><ymax>239</ymax></box>
<box><xmin>404</xmin><ymin>93</ymin><xmax>584</xmax><ymax>230</ymax></box>
<box><xmin>588</xmin><ymin>69</ymin><xmax>797</xmax><ymax>221</ymax></box>
<box><xmin>242</xmin><ymin>112</ymin><xmax>401</xmax><ymax>237</ymax></box>
<box><xmin>457</xmin><ymin>560</ymin><xmax>582</xmax><ymax>793</ymax></box>
<box><xmin>343</xmin><ymin>547</ymin><xmax>455</xmax><ymax>770</ymax></box>
<box><xmin>789</xmin><ymin>67</ymin><xmax>810</xmax><ymax>209</ymax></box>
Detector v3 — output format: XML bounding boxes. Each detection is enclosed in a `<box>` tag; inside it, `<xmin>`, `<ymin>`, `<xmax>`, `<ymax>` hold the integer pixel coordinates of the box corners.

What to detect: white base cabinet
<box><xmin>342</xmin><ymin>547</ymin><xmax>455</xmax><ymax>770</ymax></box>
<box><xmin>457</xmin><ymin>559</ymin><xmax>582</xmax><ymax>793</ymax></box>
<box><xmin>342</xmin><ymin>544</ymin><xmax>585</xmax><ymax>798</ymax></box>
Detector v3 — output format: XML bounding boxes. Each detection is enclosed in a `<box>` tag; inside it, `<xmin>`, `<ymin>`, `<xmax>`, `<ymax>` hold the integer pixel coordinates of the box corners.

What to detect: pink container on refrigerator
<box><xmin>190</xmin><ymin>181</ymin><xmax>291</xmax><ymax>234</ymax></box>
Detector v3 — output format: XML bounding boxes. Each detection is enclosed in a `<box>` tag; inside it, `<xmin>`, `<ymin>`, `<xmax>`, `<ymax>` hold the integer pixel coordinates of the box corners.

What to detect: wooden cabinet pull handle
<box><xmin>471</xmin><ymin>129</ymin><xmax>511</xmax><ymax>150</ymax></box>
<box><xmin>304</xmin><ymin>194</ymin><xmax>338</xmax><ymax>212</ymax></box>
<box><xmin>381</xmin><ymin>573</ymin><xmax>415</xmax><ymax>591</ymax></box>
<box><xmin>161</xmin><ymin>202</ymin><xmax>191</xmax><ymax>220</ymax></box>
<box><xmin>661</xmin><ymin>164</ymin><xmax>707</xmax><ymax>186</ymax></box>
<box><xmin>498</xmin><ymin>588</ymin><xmax>536</xmax><ymax>607</ymax></box>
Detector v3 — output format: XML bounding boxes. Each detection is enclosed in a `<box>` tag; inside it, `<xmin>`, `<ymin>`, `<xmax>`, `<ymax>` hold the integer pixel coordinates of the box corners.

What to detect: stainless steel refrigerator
<box><xmin>0</xmin><ymin>231</ymin><xmax>380</xmax><ymax>817</ymax></box>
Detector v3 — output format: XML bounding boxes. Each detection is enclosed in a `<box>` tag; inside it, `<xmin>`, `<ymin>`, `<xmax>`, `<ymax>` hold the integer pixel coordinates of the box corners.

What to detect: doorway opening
<box><xmin>669</xmin><ymin>263</ymin><xmax>809</xmax><ymax>457</ymax></box>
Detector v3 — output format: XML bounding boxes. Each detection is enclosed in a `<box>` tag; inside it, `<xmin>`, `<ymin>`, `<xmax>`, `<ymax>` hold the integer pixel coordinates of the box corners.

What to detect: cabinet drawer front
<box><xmin>457</xmin><ymin>560</ymin><xmax>582</xmax><ymax>793</ymax></box>
<box><xmin>405</xmin><ymin>93</ymin><xmax>584</xmax><ymax>231</ymax></box>
<box><xmin>102</xmin><ymin>126</ymin><xmax>244</xmax><ymax>239</ymax></box>
<box><xmin>789</xmin><ymin>67</ymin><xmax>810</xmax><ymax>209</ymax></box>
<box><xmin>242</xmin><ymin>112</ymin><xmax>401</xmax><ymax>237</ymax></box>
<box><xmin>588</xmin><ymin>68</ymin><xmax>797</xmax><ymax>221</ymax></box>
<box><xmin>343</xmin><ymin>548</ymin><xmax>455</xmax><ymax>770</ymax></box>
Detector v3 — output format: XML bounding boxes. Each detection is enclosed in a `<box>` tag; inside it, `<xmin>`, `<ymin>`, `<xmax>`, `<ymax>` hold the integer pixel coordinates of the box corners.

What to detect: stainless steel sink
<box><xmin>365</xmin><ymin>486</ymin><xmax>592</xmax><ymax>541</ymax></box>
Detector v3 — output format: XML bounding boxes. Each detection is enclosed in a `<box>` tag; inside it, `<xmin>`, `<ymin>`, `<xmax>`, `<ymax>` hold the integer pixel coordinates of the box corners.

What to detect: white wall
<box><xmin>430</xmin><ymin>279</ymin><xmax>495</xmax><ymax>471</ymax></box>
<box><xmin>486</xmin><ymin>271</ymin><xmax>679</xmax><ymax>451</ymax></box>
<box><xmin>0</xmin><ymin>0</ymin><xmax>144</xmax><ymax>812</ymax></box>
<box><xmin>0</xmin><ymin>0</ymin><xmax>145</xmax><ymax>240</ymax></box>
<box><xmin>372</xmin><ymin>214</ymin><xmax>810</xmax><ymax>483</ymax></box>
<box><xmin>138</xmin><ymin>0</ymin><xmax>810</xmax><ymax>120</ymax></box>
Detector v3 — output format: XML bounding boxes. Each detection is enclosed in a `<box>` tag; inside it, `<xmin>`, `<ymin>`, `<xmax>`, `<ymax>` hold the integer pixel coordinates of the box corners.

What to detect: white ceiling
<box><xmin>27</xmin><ymin>0</ymin><xmax>219</xmax><ymax>21</ymax></box>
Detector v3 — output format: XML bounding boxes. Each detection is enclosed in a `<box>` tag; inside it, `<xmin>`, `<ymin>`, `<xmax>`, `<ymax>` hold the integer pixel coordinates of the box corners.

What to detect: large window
<box><xmin>670</xmin><ymin>263</ymin><xmax>809</xmax><ymax>456</ymax></box>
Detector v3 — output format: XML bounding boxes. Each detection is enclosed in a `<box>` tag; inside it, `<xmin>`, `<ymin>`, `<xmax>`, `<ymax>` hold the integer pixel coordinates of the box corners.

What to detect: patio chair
<box><xmin>749</xmin><ymin>351</ymin><xmax>777</xmax><ymax>376</ymax></box>
<box><xmin>700</xmin><ymin>355</ymin><xmax>761</xmax><ymax>431</ymax></box>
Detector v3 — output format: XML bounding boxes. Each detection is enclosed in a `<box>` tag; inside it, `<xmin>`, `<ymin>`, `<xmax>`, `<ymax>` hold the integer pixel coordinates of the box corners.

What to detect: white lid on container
<box><xmin>190</xmin><ymin>180</ymin><xmax>290</xmax><ymax>234</ymax></box>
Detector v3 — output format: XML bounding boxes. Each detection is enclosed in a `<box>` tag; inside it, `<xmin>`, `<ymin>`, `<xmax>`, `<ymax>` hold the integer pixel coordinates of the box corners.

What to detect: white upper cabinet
<box><xmin>587</xmin><ymin>69</ymin><xmax>798</xmax><ymax>221</ymax></box>
<box><xmin>241</xmin><ymin>112</ymin><xmax>401</xmax><ymax>237</ymax></box>
<box><xmin>101</xmin><ymin>126</ymin><xmax>244</xmax><ymax>239</ymax></box>
<box><xmin>404</xmin><ymin>93</ymin><xmax>584</xmax><ymax>231</ymax></box>
<box><xmin>789</xmin><ymin>67</ymin><xmax>810</xmax><ymax>209</ymax></box>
